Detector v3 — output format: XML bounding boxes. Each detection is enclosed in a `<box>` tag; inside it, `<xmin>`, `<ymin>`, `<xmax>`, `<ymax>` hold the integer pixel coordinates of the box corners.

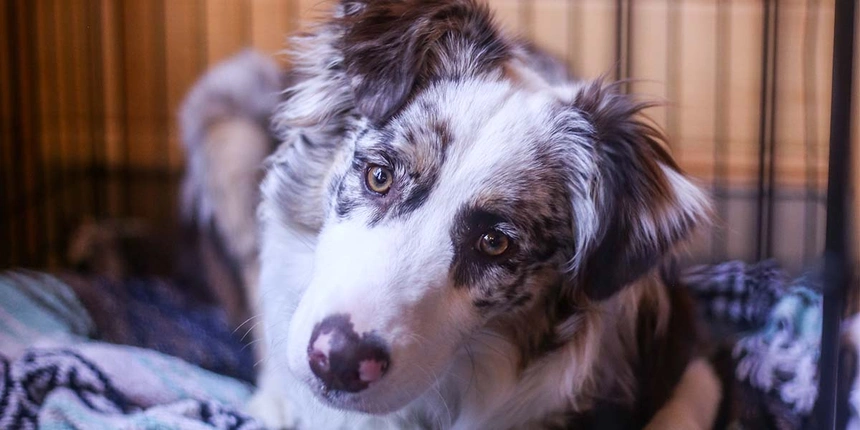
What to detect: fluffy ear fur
<box><xmin>571</xmin><ymin>81</ymin><xmax>711</xmax><ymax>300</ymax></box>
<box><xmin>339</xmin><ymin>0</ymin><xmax>509</xmax><ymax>124</ymax></box>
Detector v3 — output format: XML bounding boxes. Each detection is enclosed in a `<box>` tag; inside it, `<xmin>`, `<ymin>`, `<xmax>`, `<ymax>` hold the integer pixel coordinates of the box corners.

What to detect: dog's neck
<box><xmin>402</xmin><ymin>276</ymin><xmax>670</xmax><ymax>429</ymax></box>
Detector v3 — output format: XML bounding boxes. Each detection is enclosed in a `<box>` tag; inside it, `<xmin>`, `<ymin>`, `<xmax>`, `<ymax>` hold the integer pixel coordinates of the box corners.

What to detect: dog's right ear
<box><xmin>564</xmin><ymin>81</ymin><xmax>711</xmax><ymax>301</ymax></box>
<box><xmin>339</xmin><ymin>0</ymin><xmax>509</xmax><ymax>125</ymax></box>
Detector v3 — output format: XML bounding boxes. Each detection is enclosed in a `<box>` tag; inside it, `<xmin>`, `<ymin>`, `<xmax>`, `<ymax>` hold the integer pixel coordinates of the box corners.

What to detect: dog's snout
<box><xmin>307</xmin><ymin>314</ymin><xmax>390</xmax><ymax>393</ymax></box>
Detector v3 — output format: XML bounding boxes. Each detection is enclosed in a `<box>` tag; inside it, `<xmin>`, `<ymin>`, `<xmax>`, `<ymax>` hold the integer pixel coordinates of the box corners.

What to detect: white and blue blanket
<box><xmin>0</xmin><ymin>262</ymin><xmax>848</xmax><ymax>429</ymax></box>
<box><xmin>0</xmin><ymin>271</ymin><xmax>262</xmax><ymax>429</ymax></box>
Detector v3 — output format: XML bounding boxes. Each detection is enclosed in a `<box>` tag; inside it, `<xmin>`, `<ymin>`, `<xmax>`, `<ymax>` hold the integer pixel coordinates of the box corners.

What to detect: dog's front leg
<box><xmin>247</xmin><ymin>389</ymin><xmax>298</xmax><ymax>429</ymax></box>
<box><xmin>247</xmin><ymin>388</ymin><xmax>404</xmax><ymax>430</ymax></box>
<box><xmin>643</xmin><ymin>358</ymin><xmax>722</xmax><ymax>430</ymax></box>
<box><xmin>248</xmin><ymin>364</ymin><xmax>411</xmax><ymax>430</ymax></box>
<box><xmin>247</xmin><ymin>363</ymin><xmax>303</xmax><ymax>429</ymax></box>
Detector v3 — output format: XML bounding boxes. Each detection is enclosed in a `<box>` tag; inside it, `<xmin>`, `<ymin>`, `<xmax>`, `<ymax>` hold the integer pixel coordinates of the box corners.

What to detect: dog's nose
<box><xmin>307</xmin><ymin>314</ymin><xmax>390</xmax><ymax>393</ymax></box>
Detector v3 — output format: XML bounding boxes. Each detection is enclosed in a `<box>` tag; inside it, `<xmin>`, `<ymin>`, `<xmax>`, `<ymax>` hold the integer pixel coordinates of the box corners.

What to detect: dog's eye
<box><xmin>366</xmin><ymin>165</ymin><xmax>393</xmax><ymax>194</ymax></box>
<box><xmin>477</xmin><ymin>231</ymin><xmax>510</xmax><ymax>256</ymax></box>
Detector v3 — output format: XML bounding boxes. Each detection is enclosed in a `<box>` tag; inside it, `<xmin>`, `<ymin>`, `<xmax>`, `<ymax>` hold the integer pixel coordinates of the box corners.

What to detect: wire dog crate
<box><xmin>0</xmin><ymin>0</ymin><xmax>856</xmax><ymax>428</ymax></box>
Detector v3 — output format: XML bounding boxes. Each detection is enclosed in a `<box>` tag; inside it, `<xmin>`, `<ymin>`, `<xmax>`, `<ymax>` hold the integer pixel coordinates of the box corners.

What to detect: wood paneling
<box><xmin>250</xmin><ymin>0</ymin><xmax>295</xmax><ymax>64</ymax></box>
<box><xmin>1</xmin><ymin>2</ymin><xmax>17</xmax><ymax>266</ymax></box>
<box><xmin>121</xmin><ymin>1</ymin><xmax>168</xmax><ymax>170</ymax></box>
<box><xmin>204</xmin><ymin>0</ymin><xmax>251</xmax><ymax>66</ymax></box>
<box><xmin>1</xmin><ymin>0</ymin><xmax>842</xmax><ymax>181</ymax></box>
<box><xmin>100</xmin><ymin>0</ymin><xmax>124</xmax><ymax>172</ymax></box>
<box><xmin>165</xmin><ymin>0</ymin><xmax>206</xmax><ymax>169</ymax></box>
<box><xmin>0</xmin><ymin>0</ymin><xmax>855</xmax><ymax>270</ymax></box>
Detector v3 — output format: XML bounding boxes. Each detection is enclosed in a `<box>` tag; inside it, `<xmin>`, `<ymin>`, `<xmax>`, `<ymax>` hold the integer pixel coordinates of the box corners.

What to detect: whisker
<box><xmin>427</xmin><ymin>366</ymin><xmax>452</xmax><ymax>428</ymax></box>
<box><xmin>240</xmin><ymin>320</ymin><xmax>264</xmax><ymax>342</ymax></box>
<box><xmin>231</xmin><ymin>314</ymin><xmax>261</xmax><ymax>336</ymax></box>
<box><xmin>253</xmin><ymin>356</ymin><xmax>268</xmax><ymax>368</ymax></box>
<box><xmin>464</xmin><ymin>344</ymin><xmax>478</xmax><ymax>395</ymax></box>
<box><xmin>241</xmin><ymin>338</ymin><xmax>264</xmax><ymax>353</ymax></box>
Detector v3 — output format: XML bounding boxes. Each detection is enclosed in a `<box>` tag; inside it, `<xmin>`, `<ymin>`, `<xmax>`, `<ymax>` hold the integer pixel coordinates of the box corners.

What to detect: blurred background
<box><xmin>0</xmin><ymin>0</ymin><xmax>857</xmax><ymax>273</ymax></box>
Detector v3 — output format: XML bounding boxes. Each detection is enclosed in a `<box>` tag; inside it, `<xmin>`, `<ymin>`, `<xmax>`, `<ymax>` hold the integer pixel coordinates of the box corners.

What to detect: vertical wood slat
<box><xmin>66</xmin><ymin>0</ymin><xmax>90</xmax><ymax>169</ymax></box>
<box><xmin>49</xmin><ymin>0</ymin><xmax>90</xmax><ymax>261</ymax></box>
<box><xmin>100</xmin><ymin>0</ymin><xmax>123</xmax><ymax>174</ymax></box>
<box><xmin>120</xmin><ymin>1</ymin><xmax>170</xmax><ymax>223</ymax></box>
<box><xmin>165</xmin><ymin>0</ymin><xmax>206</xmax><ymax>169</ymax></box>
<box><xmin>0</xmin><ymin>0</ymin><xmax>853</xmax><ymax>269</ymax></box>
<box><xmin>98</xmin><ymin>0</ymin><xmax>126</xmax><ymax>220</ymax></box>
<box><xmin>629</xmin><ymin>0</ymin><xmax>670</xmax><ymax>130</ymax></box>
<box><xmin>52</xmin><ymin>0</ymin><xmax>76</xmax><ymax>235</ymax></box>
<box><xmin>725</xmin><ymin>1</ymin><xmax>765</xmax><ymax>183</ymax></box>
<box><xmin>121</xmin><ymin>1</ymin><xmax>168</xmax><ymax>170</ymax></box>
<box><xmin>531</xmin><ymin>0</ymin><xmax>571</xmax><ymax>65</ymax></box>
<box><xmin>250</xmin><ymin>0</ymin><xmax>294</xmax><ymax>63</ymax></box>
<box><xmin>567</xmin><ymin>0</ymin><xmax>582</xmax><ymax>71</ymax></box>
<box><xmin>772</xmin><ymin>0</ymin><xmax>833</xmax><ymax>265</ymax></box>
<box><xmin>11</xmin><ymin>1</ymin><xmax>35</xmax><ymax>211</ymax></box>
<box><xmin>26</xmin><ymin>0</ymin><xmax>45</xmax><ymax>267</ymax></box>
<box><xmin>68</xmin><ymin>0</ymin><xmax>96</xmax><ymax>235</ymax></box>
<box><xmin>204</xmin><ymin>0</ymin><xmax>250</xmax><ymax>67</ymax></box>
<box><xmin>8</xmin><ymin>0</ymin><xmax>42</xmax><ymax>266</ymax></box>
<box><xmin>575</xmin><ymin>0</ymin><xmax>617</xmax><ymax>78</ymax></box>
<box><xmin>710</xmin><ymin>0</ymin><xmax>731</xmax><ymax>262</ymax></box>
<box><xmin>0</xmin><ymin>1</ymin><xmax>15</xmax><ymax>266</ymax></box>
<box><xmin>492</xmin><ymin>0</ymin><xmax>525</xmax><ymax>34</ymax></box>
<box><xmin>87</xmin><ymin>0</ymin><xmax>106</xmax><ymax>225</ymax></box>
<box><xmin>677</xmin><ymin>1</ymin><xmax>719</xmax><ymax>171</ymax></box>
<box><xmin>35</xmin><ymin>0</ymin><xmax>58</xmax><ymax>266</ymax></box>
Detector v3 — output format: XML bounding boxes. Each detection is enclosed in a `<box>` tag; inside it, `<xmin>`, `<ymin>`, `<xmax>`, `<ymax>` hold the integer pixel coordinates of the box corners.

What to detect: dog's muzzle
<box><xmin>307</xmin><ymin>314</ymin><xmax>390</xmax><ymax>393</ymax></box>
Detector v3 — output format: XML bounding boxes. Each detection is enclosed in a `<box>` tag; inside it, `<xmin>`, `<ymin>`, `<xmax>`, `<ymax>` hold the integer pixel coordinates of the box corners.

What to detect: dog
<box><xmin>179</xmin><ymin>1</ymin><xmax>721</xmax><ymax>428</ymax></box>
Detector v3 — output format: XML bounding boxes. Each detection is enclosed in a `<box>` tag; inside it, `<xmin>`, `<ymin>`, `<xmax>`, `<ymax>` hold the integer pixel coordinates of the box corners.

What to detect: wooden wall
<box><xmin>1</xmin><ymin>0</ymin><xmax>857</xmax><ymax>270</ymax></box>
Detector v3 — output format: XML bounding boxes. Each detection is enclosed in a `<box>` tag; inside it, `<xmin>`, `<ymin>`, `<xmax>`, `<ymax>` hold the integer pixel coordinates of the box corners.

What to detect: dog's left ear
<box><xmin>570</xmin><ymin>82</ymin><xmax>711</xmax><ymax>300</ymax></box>
<box><xmin>339</xmin><ymin>0</ymin><xmax>509</xmax><ymax>124</ymax></box>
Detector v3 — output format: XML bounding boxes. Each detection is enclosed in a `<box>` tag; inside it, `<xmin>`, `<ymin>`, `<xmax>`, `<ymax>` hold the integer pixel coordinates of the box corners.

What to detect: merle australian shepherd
<box><xmin>179</xmin><ymin>0</ymin><xmax>721</xmax><ymax>428</ymax></box>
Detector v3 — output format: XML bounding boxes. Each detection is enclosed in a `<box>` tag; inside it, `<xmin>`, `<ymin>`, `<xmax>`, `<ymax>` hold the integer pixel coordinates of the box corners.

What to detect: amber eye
<box><xmin>477</xmin><ymin>231</ymin><xmax>510</xmax><ymax>256</ymax></box>
<box><xmin>366</xmin><ymin>165</ymin><xmax>393</xmax><ymax>194</ymax></box>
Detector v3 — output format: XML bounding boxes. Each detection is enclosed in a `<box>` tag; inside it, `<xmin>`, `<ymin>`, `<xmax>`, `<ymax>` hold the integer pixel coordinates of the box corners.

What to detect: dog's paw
<box><xmin>247</xmin><ymin>389</ymin><xmax>299</xmax><ymax>430</ymax></box>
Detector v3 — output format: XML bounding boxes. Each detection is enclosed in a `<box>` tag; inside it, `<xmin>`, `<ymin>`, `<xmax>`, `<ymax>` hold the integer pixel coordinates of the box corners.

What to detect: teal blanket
<box><xmin>0</xmin><ymin>271</ymin><xmax>261</xmax><ymax>429</ymax></box>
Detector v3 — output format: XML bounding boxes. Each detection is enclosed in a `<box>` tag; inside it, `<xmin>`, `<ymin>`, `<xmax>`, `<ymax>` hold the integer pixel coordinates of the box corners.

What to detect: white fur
<box><xmin>251</xmin><ymin>76</ymin><xmax>714</xmax><ymax>428</ymax></box>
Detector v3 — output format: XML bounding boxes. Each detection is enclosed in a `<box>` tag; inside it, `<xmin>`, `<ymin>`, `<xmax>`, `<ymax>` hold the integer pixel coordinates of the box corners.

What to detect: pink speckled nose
<box><xmin>308</xmin><ymin>314</ymin><xmax>390</xmax><ymax>392</ymax></box>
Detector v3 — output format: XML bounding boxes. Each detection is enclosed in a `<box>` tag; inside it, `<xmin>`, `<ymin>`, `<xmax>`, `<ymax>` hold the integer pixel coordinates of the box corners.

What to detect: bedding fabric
<box><xmin>684</xmin><ymin>260</ymin><xmax>828</xmax><ymax>429</ymax></box>
<box><xmin>0</xmin><ymin>262</ymin><xmax>847</xmax><ymax>429</ymax></box>
<box><xmin>0</xmin><ymin>271</ymin><xmax>261</xmax><ymax>429</ymax></box>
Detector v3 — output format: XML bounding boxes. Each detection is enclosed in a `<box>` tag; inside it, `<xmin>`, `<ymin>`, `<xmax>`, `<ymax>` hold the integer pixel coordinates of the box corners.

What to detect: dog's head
<box><xmin>260</xmin><ymin>0</ymin><xmax>710</xmax><ymax>414</ymax></box>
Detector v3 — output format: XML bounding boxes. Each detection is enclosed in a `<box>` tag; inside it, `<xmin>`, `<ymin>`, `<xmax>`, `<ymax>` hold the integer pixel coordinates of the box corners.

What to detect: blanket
<box><xmin>0</xmin><ymin>271</ymin><xmax>261</xmax><ymax>429</ymax></box>
<box><xmin>0</xmin><ymin>262</ymin><xmax>849</xmax><ymax>429</ymax></box>
<box><xmin>685</xmin><ymin>260</ymin><xmax>829</xmax><ymax>429</ymax></box>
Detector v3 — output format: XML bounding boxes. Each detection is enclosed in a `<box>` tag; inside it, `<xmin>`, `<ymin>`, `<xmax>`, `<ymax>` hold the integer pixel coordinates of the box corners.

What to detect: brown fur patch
<box><xmin>340</xmin><ymin>0</ymin><xmax>510</xmax><ymax>124</ymax></box>
<box><xmin>632</xmin><ymin>276</ymin><xmax>700</xmax><ymax>425</ymax></box>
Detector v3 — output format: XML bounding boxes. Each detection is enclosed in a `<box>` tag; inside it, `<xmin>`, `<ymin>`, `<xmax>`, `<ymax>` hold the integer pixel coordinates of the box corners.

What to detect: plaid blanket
<box><xmin>684</xmin><ymin>260</ymin><xmax>828</xmax><ymax>429</ymax></box>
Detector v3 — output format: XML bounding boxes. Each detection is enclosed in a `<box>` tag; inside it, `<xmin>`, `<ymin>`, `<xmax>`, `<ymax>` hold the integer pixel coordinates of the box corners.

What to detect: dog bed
<box><xmin>0</xmin><ymin>263</ymin><xmax>846</xmax><ymax>429</ymax></box>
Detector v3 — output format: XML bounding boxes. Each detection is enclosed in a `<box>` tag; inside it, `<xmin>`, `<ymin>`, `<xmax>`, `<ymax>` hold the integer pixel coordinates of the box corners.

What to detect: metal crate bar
<box><xmin>813</xmin><ymin>0</ymin><xmax>856</xmax><ymax>427</ymax></box>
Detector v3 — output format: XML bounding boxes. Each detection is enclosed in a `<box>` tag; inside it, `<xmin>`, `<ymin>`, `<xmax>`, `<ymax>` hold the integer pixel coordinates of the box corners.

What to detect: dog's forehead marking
<box><xmin>425</xmin><ymin>81</ymin><xmax>566</xmax><ymax>214</ymax></box>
